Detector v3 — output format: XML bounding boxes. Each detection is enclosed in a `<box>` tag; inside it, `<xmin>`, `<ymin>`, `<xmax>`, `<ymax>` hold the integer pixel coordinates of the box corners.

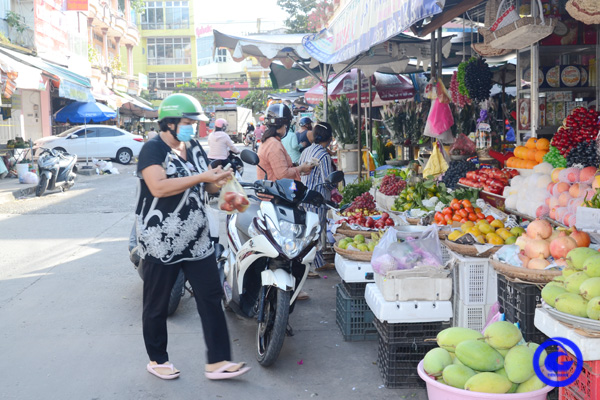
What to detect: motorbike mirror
<box><xmin>326</xmin><ymin>171</ymin><xmax>344</xmax><ymax>185</ymax></box>
<box><xmin>240</xmin><ymin>149</ymin><xmax>259</xmax><ymax>166</ymax></box>
<box><xmin>209</xmin><ymin>159</ymin><xmax>222</xmax><ymax>169</ymax></box>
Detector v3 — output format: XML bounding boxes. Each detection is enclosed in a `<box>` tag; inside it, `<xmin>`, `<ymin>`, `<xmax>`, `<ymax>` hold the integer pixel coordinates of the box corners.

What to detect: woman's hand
<box><xmin>298</xmin><ymin>162</ymin><xmax>314</xmax><ymax>175</ymax></box>
<box><xmin>200</xmin><ymin>166</ymin><xmax>232</xmax><ymax>187</ymax></box>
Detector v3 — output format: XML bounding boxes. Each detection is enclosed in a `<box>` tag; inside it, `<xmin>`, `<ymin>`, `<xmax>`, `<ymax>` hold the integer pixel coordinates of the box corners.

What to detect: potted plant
<box><xmin>326</xmin><ymin>95</ymin><xmax>360</xmax><ymax>172</ymax></box>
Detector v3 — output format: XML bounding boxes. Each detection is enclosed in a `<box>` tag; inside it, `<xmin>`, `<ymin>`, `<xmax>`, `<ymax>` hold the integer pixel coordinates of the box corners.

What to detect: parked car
<box><xmin>34</xmin><ymin>125</ymin><xmax>144</xmax><ymax>164</ymax></box>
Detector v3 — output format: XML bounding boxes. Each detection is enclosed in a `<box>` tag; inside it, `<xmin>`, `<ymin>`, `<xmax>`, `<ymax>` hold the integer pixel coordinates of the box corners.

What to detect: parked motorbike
<box><xmin>219</xmin><ymin>149</ymin><xmax>344</xmax><ymax>367</ymax></box>
<box><xmin>244</xmin><ymin>131</ymin><xmax>258</xmax><ymax>152</ymax></box>
<box><xmin>35</xmin><ymin>148</ymin><xmax>77</xmax><ymax>196</ymax></box>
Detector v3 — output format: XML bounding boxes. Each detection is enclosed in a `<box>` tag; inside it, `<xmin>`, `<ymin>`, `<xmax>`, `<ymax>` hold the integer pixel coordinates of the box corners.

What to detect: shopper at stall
<box><xmin>282</xmin><ymin>119</ymin><xmax>303</xmax><ymax>164</ymax></box>
<box><xmin>297</xmin><ymin>117</ymin><xmax>313</xmax><ymax>151</ymax></box>
<box><xmin>135</xmin><ymin>93</ymin><xmax>250</xmax><ymax>381</ymax></box>
<box><xmin>207</xmin><ymin>118</ymin><xmax>240</xmax><ymax>168</ymax></box>
<box><xmin>299</xmin><ymin>121</ymin><xmax>336</xmax><ymax>272</ymax></box>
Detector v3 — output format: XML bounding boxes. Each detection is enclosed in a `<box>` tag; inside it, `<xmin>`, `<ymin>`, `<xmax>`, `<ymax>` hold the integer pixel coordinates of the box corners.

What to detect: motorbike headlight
<box><xmin>265</xmin><ymin>216</ymin><xmax>316</xmax><ymax>259</ymax></box>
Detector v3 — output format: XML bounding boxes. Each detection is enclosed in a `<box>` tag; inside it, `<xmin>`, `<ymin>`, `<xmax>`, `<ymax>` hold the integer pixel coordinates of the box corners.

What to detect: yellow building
<box><xmin>133</xmin><ymin>0</ymin><xmax>198</xmax><ymax>105</ymax></box>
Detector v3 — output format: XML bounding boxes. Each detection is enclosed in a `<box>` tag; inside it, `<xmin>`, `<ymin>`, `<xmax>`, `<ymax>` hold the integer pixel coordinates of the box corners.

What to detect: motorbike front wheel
<box><xmin>36</xmin><ymin>174</ymin><xmax>48</xmax><ymax>197</ymax></box>
<box><xmin>256</xmin><ymin>287</ymin><xmax>291</xmax><ymax>367</ymax></box>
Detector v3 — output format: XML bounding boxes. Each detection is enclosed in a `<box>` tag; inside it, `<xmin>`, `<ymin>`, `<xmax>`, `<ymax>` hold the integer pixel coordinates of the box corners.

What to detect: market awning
<box><xmin>113</xmin><ymin>90</ymin><xmax>158</xmax><ymax>118</ymax></box>
<box><xmin>0</xmin><ymin>51</ymin><xmax>46</xmax><ymax>92</ymax></box>
<box><xmin>302</xmin><ymin>0</ymin><xmax>445</xmax><ymax>65</ymax></box>
<box><xmin>0</xmin><ymin>47</ymin><xmax>93</xmax><ymax>102</ymax></box>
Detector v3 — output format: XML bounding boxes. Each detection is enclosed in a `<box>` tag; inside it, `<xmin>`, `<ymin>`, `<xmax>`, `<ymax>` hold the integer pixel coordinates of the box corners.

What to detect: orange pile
<box><xmin>506</xmin><ymin>138</ymin><xmax>550</xmax><ymax>169</ymax></box>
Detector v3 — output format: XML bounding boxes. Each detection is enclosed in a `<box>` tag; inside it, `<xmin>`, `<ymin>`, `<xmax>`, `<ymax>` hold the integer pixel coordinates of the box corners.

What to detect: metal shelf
<box><xmin>539</xmin><ymin>45</ymin><xmax>597</xmax><ymax>54</ymax></box>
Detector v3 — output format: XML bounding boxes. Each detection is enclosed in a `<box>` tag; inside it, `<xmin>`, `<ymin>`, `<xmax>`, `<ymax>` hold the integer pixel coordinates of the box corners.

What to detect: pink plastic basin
<box><xmin>417</xmin><ymin>360</ymin><xmax>554</xmax><ymax>400</ymax></box>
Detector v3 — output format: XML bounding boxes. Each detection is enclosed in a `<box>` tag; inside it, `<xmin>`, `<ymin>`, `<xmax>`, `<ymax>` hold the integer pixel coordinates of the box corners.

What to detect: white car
<box><xmin>34</xmin><ymin>125</ymin><xmax>144</xmax><ymax>164</ymax></box>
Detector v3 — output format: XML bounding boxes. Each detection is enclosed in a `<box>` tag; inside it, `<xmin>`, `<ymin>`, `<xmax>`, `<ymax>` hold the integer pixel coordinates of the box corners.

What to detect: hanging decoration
<box><xmin>464</xmin><ymin>58</ymin><xmax>493</xmax><ymax>103</ymax></box>
<box><xmin>566</xmin><ymin>0</ymin><xmax>600</xmax><ymax>25</ymax></box>
<box><xmin>450</xmin><ymin>71</ymin><xmax>470</xmax><ymax>108</ymax></box>
<box><xmin>456</xmin><ymin>58</ymin><xmax>472</xmax><ymax>97</ymax></box>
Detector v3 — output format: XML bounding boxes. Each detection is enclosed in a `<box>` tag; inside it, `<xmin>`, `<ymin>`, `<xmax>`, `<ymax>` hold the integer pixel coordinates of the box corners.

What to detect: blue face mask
<box><xmin>177</xmin><ymin>124</ymin><xmax>195</xmax><ymax>142</ymax></box>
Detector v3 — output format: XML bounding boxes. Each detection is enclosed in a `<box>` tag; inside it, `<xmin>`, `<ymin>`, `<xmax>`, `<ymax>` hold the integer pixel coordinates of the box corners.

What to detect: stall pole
<box><xmin>430</xmin><ymin>29</ymin><xmax>436</xmax><ymax>79</ymax></box>
<box><xmin>437</xmin><ymin>27</ymin><xmax>443</xmax><ymax>80</ymax></box>
<box><xmin>357</xmin><ymin>68</ymin><xmax>363</xmax><ymax>180</ymax></box>
<box><xmin>368</xmin><ymin>77</ymin><xmax>373</xmax><ymax>175</ymax></box>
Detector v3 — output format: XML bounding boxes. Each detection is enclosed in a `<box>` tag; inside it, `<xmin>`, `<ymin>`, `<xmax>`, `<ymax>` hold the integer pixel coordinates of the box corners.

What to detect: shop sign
<box><xmin>533</xmin><ymin>337</ymin><xmax>583</xmax><ymax>387</ymax></box>
<box><xmin>59</xmin><ymin>80</ymin><xmax>93</xmax><ymax>102</ymax></box>
<box><xmin>302</xmin><ymin>0</ymin><xmax>443</xmax><ymax>65</ymax></box>
<box><xmin>65</xmin><ymin>0</ymin><xmax>88</xmax><ymax>11</ymax></box>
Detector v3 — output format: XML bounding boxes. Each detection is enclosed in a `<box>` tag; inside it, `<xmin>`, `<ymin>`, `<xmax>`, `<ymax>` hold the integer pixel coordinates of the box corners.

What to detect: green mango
<box><xmin>565</xmin><ymin>272</ymin><xmax>590</xmax><ymax>294</ymax></box>
<box><xmin>423</xmin><ymin>347</ymin><xmax>453</xmax><ymax>377</ymax></box>
<box><xmin>515</xmin><ymin>374</ymin><xmax>546</xmax><ymax>393</ymax></box>
<box><xmin>442</xmin><ymin>364</ymin><xmax>476</xmax><ymax>389</ymax></box>
<box><xmin>583</xmin><ymin>254</ymin><xmax>600</xmax><ymax>277</ymax></box>
<box><xmin>555</xmin><ymin>292</ymin><xmax>589</xmax><ymax>317</ymax></box>
<box><xmin>455</xmin><ymin>339</ymin><xmax>504</xmax><ymax>372</ymax></box>
<box><xmin>587</xmin><ymin>296</ymin><xmax>600</xmax><ymax>320</ymax></box>
<box><xmin>484</xmin><ymin>321</ymin><xmax>523</xmax><ymax>350</ymax></box>
<box><xmin>567</xmin><ymin>248</ymin><xmax>600</xmax><ymax>270</ymax></box>
<box><xmin>436</xmin><ymin>327</ymin><xmax>484</xmax><ymax>353</ymax></box>
<box><xmin>464</xmin><ymin>372</ymin><xmax>512</xmax><ymax>393</ymax></box>
<box><xmin>495</xmin><ymin>367</ymin><xmax>518</xmax><ymax>393</ymax></box>
<box><xmin>542</xmin><ymin>284</ymin><xmax>566</xmax><ymax>307</ymax></box>
<box><xmin>580</xmin><ymin>277</ymin><xmax>600</xmax><ymax>300</ymax></box>
<box><xmin>504</xmin><ymin>345</ymin><xmax>535</xmax><ymax>383</ymax></box>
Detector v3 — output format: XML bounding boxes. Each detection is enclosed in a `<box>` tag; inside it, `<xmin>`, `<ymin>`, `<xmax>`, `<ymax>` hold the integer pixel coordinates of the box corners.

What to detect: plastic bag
<box><xmin>423</xmin><ymin>142</ymin><xmax>449</xmax><ymax>178</ymax></box>
<box><xmin>436</xmin><ymin>80</ymin><xmax>451</xmax><ymax>104</ymax></box>
<box><xmin>449</xmin><ymin>133</ymin><xmax>476</xmax><ymax>156</ymax></box>
<box><xmin>423</xmin><ymin>77</ymin><xmax>437</xmax><ymax>100</ymax></box>
<box><xmin>371</xmin><ymin>225</ymin><xmax>443</xmax><ymax>275</ymax></box>
<box><xmin>23</xmin><ymin>172</ymin><xmax>38</xmax><ymax>185</ymax></box>
<box><xmin>425</xmin><ymin>99</ymin><xmax>454</xmax><ymax>136</ymax></box>
<box><xmin>217</xmin><ymin>176</ymin><xmax>250</xmax><ymax>214</ymax></box>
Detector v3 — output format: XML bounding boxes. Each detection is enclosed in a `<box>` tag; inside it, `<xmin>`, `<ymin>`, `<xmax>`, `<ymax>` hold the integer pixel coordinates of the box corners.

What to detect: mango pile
<box><xmin>448</xmin><ymin>219</ymin><xmax>525</xmax><ymax>245</ymax></box>
<box><xmin>541</xmin><ymin>247</ymin><xmax>600</xmax><ymax>320</ymax></box>
<box><xmin>423</xmin><ymin>322</ymin><xmax>547</xmax><ymax>393</ymax></box>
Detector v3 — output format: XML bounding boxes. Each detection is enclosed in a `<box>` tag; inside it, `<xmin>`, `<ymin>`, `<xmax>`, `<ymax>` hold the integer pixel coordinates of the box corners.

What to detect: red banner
<box><xmin>66</xmin><ymin>0</ymin><xmax>88</xmax><ymax>11</ymax></box>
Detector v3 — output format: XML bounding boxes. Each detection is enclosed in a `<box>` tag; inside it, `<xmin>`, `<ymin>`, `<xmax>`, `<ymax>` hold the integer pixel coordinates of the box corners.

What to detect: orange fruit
<box><xmin>536</xmin><ymin>138</ymin><xmax>550</xmax><ymax>150</ymax></box>
<box><xmin>514</xmin><ymin>146</ymin><xmax>526</xmax><ymax>159</ymax></box>
<box><xmin>527</xmin><ymin>160</ymin><xmax>537</xmax><ymax>169</ymax></box>
<box><xmin>535</xmin><ymin>150</ymin><xmax>548</xmax><ymax>163</ymax></box>
<box><xmin>527</xmin><ymin>148</ymin><xmax>537</xmax><ymax>161</ymax></box>
<box><xmin>526</xmin><ymin>137</ymin><xmax>538</xmax><ymax>149</ymax></box>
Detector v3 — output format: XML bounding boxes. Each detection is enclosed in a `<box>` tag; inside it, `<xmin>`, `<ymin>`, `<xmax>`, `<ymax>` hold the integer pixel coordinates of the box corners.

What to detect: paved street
<box><xmin>0</xmin><ymin>142</ymin><xmax>427</xmax><ymax>400</ymax></box>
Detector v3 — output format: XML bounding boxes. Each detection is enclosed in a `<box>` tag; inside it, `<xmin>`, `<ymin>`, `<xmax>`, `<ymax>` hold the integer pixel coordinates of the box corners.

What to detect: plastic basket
<box><xmin>453</xmin><ymin>254</ymin><xmax>497</xmax><ymax>305</ymax></box>
<box><xmin>374</xmin><ymin>317</ymin><xmax>451</xmax><ymax>345</ymax></box>
<box><xmin>342</xmin><ymin>281</ymin><xmax>368</xmax><ymax>297</ymax></box>
<box><xmin>557</xmin><ymin>351</ymin><xmax>600</xmax><ymax>400</ymax></box>
<box><xmin>497</xmin><ymin>274</ymin><xmax>548</xmax><ymax>344</ymax></box>
<box><xmin>377</xmin><ymin>335</ymin><xmax>436</xmax><ymax>388</ymax></box>
<box><xmin>454</xmin><ymin>300</ymin><xmax>493</xmax><ymax>332</ymax></box>
<box><xmin>440</xmin><ymin>243</ymin><xmax>451</xmax><ymax>265</ymax></box>
<box><xmin>335</xmin><ymin>283</ymin><xmax>377</xmax><ymax>341</ymax></box>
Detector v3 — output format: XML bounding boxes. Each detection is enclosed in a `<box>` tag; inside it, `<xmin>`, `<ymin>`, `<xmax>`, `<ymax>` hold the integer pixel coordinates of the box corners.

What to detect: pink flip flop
<box><xmin>205</xmin><ymin>362</ymin><xmax>251</xmax><ymax>380</ymax></box>
<box><xmin>146</xmin><ymin>362</ymin><xmax>180</xmax><ymax>380</ymax></box>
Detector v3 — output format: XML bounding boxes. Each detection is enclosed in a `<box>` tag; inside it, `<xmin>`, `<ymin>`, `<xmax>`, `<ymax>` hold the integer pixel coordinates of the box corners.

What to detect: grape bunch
<box><xmin>346</xmin><ymin>192</ymin><xmax>376</xmax><ymax>213</ymax></box>
<box><xmin>464</xmin><ymin>57</ymin><xmax>493</xmax><ymax>103</ymax></box>
<box><xmin>543</xmin><ymin>146</ymin><xmax>567</xmax><ymax>168</ymax></box>
<box><xmin>441</xmin><ymin>160</ymin><xmax>478</xmax><ymax>189</ymax></box>
<box><xmin>450</xmin><ymin>71</ymin><xmax>470</xmax><ymax>108</ymax></box>
<box><xmin>566</xmin><ymin>140</ymin><xmax>600</xmax><ymax>167</ymax></box>
<box><xmin>379</xmin><ymin>174</ymin><xmax>407</xmax><ymax>196</ymax></box>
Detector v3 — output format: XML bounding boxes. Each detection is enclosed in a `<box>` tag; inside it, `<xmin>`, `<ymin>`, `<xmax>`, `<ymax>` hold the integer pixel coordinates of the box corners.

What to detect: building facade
<box><xmin>132</xmin><ymin>0</ymin><xmax>198</xmax><ymax>103</ymax></box>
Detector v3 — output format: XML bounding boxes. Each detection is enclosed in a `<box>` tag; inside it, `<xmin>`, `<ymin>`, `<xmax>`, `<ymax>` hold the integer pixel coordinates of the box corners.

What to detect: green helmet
<box><xmin>158</xmin><ymin>93</ymin><xmax>209</xmax><ymax>122</ymax></box>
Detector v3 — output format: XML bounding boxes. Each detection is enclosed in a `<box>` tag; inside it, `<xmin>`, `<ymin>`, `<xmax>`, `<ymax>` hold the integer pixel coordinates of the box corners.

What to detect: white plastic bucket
<box><xmin>417</xmin><ymin>360</ymin><xmax>554</xmax><ymax>400</ymax></box>
<box><xmin>16</xmin><ymin>163</ymin><xmax>30</xmax><ymax>183</ymax></box>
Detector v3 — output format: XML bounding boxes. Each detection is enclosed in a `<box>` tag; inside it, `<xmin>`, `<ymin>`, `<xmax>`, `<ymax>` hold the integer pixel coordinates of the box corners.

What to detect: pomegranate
<box><xmin>549</xmin><ymin>236</ymin><xmax>577</xmax><ymax>259</ymax></box>
<box><xmin>526</xmin><ymin>219</ymin><xmax>553</xmax><ymax>239</ymax></box>
<box><xmin>515</xmin><ymin>235</ymin><xmax>530</xmax><ymax>251</ymax></box>
<box><xmin>528</xmin><ymin>258</ymin><xmax>550</xmax><ymax>270</ymax></box>
<box><xmin>525</xmin><ymin>239</ymin><xmax>551</xmax><ymax>259</ymax></box>
<box><xmin>570</xmin><ymin>228</ymin><xmax>591</xmax><ymax>247</ymax></box>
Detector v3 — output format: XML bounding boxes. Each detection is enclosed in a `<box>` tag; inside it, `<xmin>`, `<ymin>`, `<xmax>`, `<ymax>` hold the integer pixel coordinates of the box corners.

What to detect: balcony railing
<box><xmin>147</xmin><ymin>58</ymin><xmax>191</xmax><ymax>65</ymax></box>
<box><xmin>140</xmin><ymin>22</ymin><xmax>190</xmax><ymax>30</ymax></box>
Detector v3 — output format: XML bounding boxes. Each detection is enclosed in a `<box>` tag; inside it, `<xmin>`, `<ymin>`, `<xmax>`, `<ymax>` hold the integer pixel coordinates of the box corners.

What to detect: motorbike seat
<box><xmin>235</xmin><ymin>203</ymin><xmax>260</xmax><ymax>240</ymax></box>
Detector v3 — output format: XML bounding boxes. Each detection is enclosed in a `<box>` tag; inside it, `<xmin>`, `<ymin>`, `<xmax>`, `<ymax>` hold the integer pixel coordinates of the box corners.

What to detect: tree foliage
<box><xmin>237</xmin><ymin>90</ymin><xmax>269</xmax><ymax>114</ymax></box>
<box><xmin>277</xmin><ymin>0</ymin><xmax>317</xmax><ymax>33</ymax></box>
<box><xmin>175</xmin><ymin>81</ymin><xmax>224</xmax><ymax>107</ymax></box>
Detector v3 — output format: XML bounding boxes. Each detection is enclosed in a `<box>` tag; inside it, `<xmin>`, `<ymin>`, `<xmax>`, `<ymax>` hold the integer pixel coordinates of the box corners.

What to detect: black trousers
<box><xmin>141</xmin><ymin>254</ymin><xmax>231</xmax><ymax>364</ymax></box>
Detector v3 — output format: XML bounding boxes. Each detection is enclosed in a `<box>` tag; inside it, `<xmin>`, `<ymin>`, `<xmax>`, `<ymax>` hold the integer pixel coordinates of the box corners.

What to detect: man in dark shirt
<box><xmin>296</xmin><ymin>117</ymin><xmax>313</xmax><ymax>151</ymax></box>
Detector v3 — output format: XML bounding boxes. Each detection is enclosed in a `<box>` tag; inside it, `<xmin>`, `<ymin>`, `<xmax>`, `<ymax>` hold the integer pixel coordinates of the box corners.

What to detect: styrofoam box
<box><xmin>365</xmin><ymin>283</ymin><xmax>453</xmax><ymax>323</ymax></box>
<box><xmin>374</xmin><ymin>271</ymin><xmax>452</xmax><ymax>301</ymax></box>
<box><xmin>449</xmin><ymin>250</ymin><xmax>497</xmax><ymax>305</ymax></box>
<box><xmin>334</xmin><ymin>253</ymin><xmax>374</xmax><ymax>283</ymax></box>
<box><xmin>454</xmin><ymin>299</ymin><xmax>494</xmax><ymax>332</ymax></box>
<box><xmin>534</xmin><ymin>308</ymin><xmax>600</xmax><ymax>361</ymax></box>
<box><xmin>576</xmin><ymin>207</ymin><xmax>600</xmax><ymax>231</ymax></box>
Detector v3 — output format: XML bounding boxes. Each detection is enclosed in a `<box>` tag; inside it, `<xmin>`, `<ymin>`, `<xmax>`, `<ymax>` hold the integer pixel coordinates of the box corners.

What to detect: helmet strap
<box><xmin>168</xmin><ymin>120</ymin><xmax>180</xmax><ymax>141</ymax></box>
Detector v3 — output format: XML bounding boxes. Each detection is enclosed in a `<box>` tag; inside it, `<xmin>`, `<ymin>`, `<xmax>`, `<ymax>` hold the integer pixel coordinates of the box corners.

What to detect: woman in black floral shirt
<box><xmin>135</xmin><ymin>94</ymin><xmax>250</xmax><ymax>381</ymax></box>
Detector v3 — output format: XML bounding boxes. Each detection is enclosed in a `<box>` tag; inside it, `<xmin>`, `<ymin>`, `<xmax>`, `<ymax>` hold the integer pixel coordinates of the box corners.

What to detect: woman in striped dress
<box><xmin>299</xmin><ymin>122</ymin><xmax>335</xmax><ymax>271</ymax></box>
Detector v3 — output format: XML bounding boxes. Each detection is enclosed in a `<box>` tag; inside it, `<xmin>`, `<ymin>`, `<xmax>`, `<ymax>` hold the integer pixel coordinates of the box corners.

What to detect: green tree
<box><xmin>277</xmin><ymin>0</ymin><xmax>317</xmax><ymax>33</ymax></box>
<box><xmin>237</xmin><ymin>90</ymin><xmax>269</xmax><ymax>114</ymax></box>
<box><xmin>175</xmin><ymin>81</ymin><xmax>224</xmax><ymax>107</ymax></box>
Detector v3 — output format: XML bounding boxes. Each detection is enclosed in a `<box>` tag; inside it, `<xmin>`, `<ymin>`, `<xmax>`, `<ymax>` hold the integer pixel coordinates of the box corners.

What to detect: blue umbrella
<box><xmin>54</xmin><ymin>101</ymin><xmax>117</xmax><ymax>166</ymax></box>
<box><xmin>55</xmin><ymin>101</ymin><xmax>117</xmax><ymax>124</ymax></box>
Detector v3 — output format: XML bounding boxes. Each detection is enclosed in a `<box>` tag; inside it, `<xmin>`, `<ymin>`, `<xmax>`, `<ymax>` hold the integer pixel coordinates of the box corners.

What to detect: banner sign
<box><xmin>66</xmin><ymin>0</ymin><xmax>88</xmax><ymax>11</ymax></box>
<box><xmin>302</xmin><ymin>0</ymin><xmax>444</xmax><ymax>65</ymax></box>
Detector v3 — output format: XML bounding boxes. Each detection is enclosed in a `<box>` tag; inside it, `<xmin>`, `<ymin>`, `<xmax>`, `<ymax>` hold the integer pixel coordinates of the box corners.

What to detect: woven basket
<box><xmin>444</xmin><ymin>239</ymin><xmax>501</xmax><ymax>258</ymax></box>
<box><xmin>438</xmin><ymin>229</ymin><xmax>452</xmax><ymax>240</ymax></box>
<box><xmin>566</xmin><ymin>0</ymin><xmax>600</xmax><ymax>25</ymax></box>
<box><xmin>333</xmin><ymin>243</ymin><xmax>373</xmax><ymax>262</ymax></box>
<box><xmin>472</xmin><ymin>0</ymin><xmax>513</xmax><ymax>57</ymax></box>
<box><xmin>406</xmin><ymin>217</ymin><xmax>422</xmax><ymax>225</ymax></box>
<box><xmin>481</xmin><ymin>0</ymin><xmax>556</xmax><ymax>50</ymax></box>
<box><xmin>336</xmin><ymin>223</ymin><xmax>374</xmax><ymax>238</ymax></box>
<box><xmin>490</xmin><ymin>259</ymin><xmax>561</xmax><ymax>284</ymax></box>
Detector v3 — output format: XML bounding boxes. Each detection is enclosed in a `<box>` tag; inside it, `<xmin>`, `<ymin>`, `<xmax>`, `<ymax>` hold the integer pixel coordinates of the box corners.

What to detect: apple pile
<box><xmin>551</xmin><ymin>107</ymin><xmax>600</xmax><ymax>157</ymax></box>
<box><xmin>458</xmin><ymin>167</ymin><xmax>518</xmax><ymax>195</ymax></box>
<box><xmin>340</xmin><ymin>211</ymin><xmax>395</xmax><ymax>230</ymax></box>
<box><xmin>220</xmin><ymin>191</ymin><xmax>249</xmax><ymax>212</ymax></box>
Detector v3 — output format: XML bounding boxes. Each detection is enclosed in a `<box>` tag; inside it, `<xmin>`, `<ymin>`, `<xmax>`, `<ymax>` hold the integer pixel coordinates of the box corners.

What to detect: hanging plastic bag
<box><xmin>436</xmin><ymin>80</ymin><xmax>451</xmax><ymax>104</ymax></box>
<box><xmin>362</xmin><ymin>149</ymin><xmax>376</xmax><ymax>170</ymax></box>
<box><xmin>423</xmin><ymin>77</ymin><xmax>437</xmax><ymax>100</ymax></box>
<box><xmin>425</xmin><ymin>99</ymin><xmax>454</xmax><ymax>136</ymax></box>
<box><xmin>217</xmin><ymin>176</ymin><xmax>250</xmax><ymax>214</ymax></box>
<box><xmin>423</xmin><ymin>142</ymin><xmax>449</xmax><ymax>178</ymax></box>
<box><xmin>449</xmin><ymin>133</ymin><xmax>477</xmax><ymax>156</ymax></box>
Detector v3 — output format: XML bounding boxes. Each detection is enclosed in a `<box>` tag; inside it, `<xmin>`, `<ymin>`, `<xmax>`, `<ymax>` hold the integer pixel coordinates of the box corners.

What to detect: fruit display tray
<box><xmin>541</xmin><ymin>301</ymin><xmax>600</xmax><ymax>334</ymax></box>
<box><xmin>534</xmin><ymin>308</ymin><xmax>600</xmax><ymax>361</ymax></box>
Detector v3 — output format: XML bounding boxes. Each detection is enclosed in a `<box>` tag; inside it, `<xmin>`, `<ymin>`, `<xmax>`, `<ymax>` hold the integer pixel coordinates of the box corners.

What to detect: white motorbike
<box><xmin>35</xmin><ymin>148</ymin><xmax>77</xmax><ymax>196</ymax></box>
<box><xmin>219</xmin><ymin>149</ymin><xmax>343</xmax><ymax>367</ymax></box>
